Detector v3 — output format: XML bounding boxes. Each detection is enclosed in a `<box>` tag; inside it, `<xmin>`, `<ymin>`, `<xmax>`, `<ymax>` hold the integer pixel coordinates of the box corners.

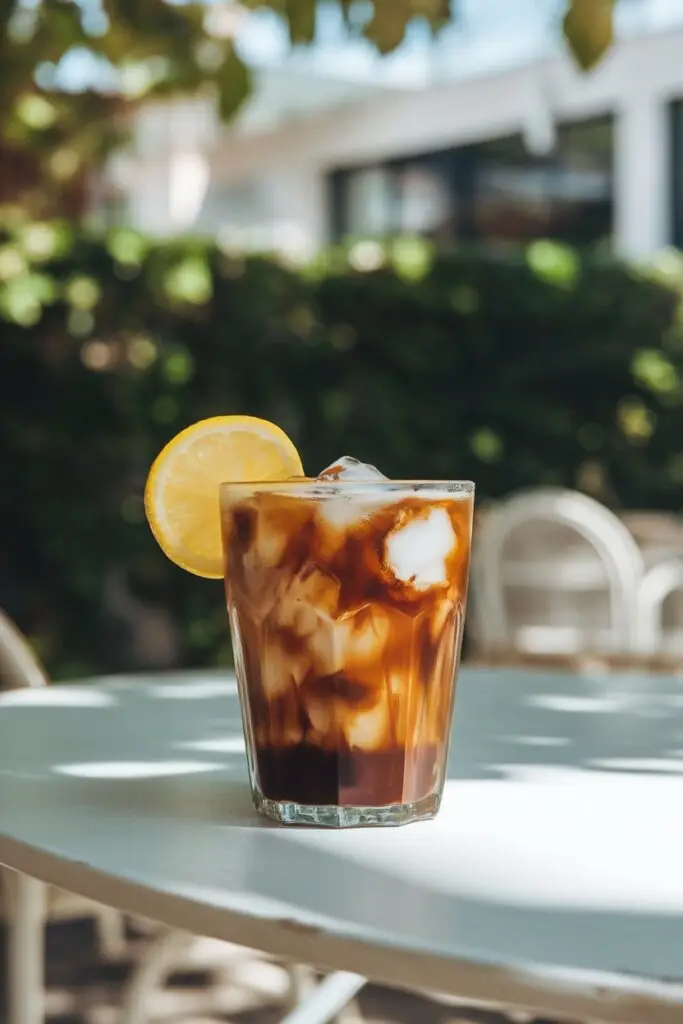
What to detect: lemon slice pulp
<box><xmin>144</xmin><ymin>415</ymin><xmax>303</xmax><ymax>578</ymax></box>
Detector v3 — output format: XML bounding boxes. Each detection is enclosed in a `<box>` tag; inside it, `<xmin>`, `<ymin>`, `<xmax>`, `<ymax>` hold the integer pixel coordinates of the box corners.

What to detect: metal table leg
<box><xmin>6</xmin><ymin>870</ymin><xmax>46</xmax><ymax>1024</ymax></box>
<box><xmin>278</xmin><ymin>971</ymin><xmax>367</xmax><ymax>1024</ymax></box>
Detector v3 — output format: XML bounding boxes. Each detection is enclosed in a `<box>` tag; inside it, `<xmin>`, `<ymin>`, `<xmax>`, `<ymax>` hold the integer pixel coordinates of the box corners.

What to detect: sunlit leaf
<box><xmin>527</xmin><ymin>240</ymin><xmax>580</xmax><ymax>289</ymax></box>
<box><xmin>163</xmin><ymin>347</ymin><xmax>195</xmax><ymax>385</ymax></box>
<box><xmin>49</xmin><ymin>147</ymin><xmax>81</xmax><ymax>180</ymax></box>
<box><xmin>15</xmin><ymin>94</ymin><xmax>58</xmax><ymax>130</ymax></box>
<box><xmin>563</xmin><ymin>0</ymin><xmax>614</xmax><ymax>72</ymax></box>
<box><xmin>67</xmin><ymin>308</ymin><xmax>94</xmax><ymax>336</ymax></box>
<box><xmin>390</xmin><ymin>236</ymin><xmax>433</xmax><ymax>281</ymax></box>
<box><xmin>285</xmin><ymin>0</ymin><xmax>317</xmax><ymax>44</ymax></box>
<box><xmin>471</xmin><ymin>429</ymin><xmax>503</xmax><ymax>463</ymax></box>
<box><xmin>617</xmin><ymin>398</ymin><xmax>656</xmax><ymax>445</ymax></box>
<box><xmin>215</xmin><ymin>45</ymin><xmax>251</xmax><ymax>121</ymax></box>
<box><xmin>632</xmin><ymin>349</ymin><xmax>680</xmax><ymax>395</ymax></box>
<box><xmin>127</xmin><ymin>334</ymin><xmax>158</xmax><ymax>370</ymax></box>
<box><xmin>412</xmin><ymin>0</ymin><xmax>452</xmax><ymax>26</ymax></box>
<box><xmin>66</xmin><ymin>274</ymin><xmax>102</xmax><ymax>311</ymax></box>
<box><xmin>0</xmin><ymin>246</ymin><xmax>28</xmax><ymax>281</ymax></box>
<box><xmin>162</xmin><ymin>255</ymin><xmax>212</xmax><ymax>305</ymax></box>
<box><xmin>348</xmin><ymin>240</ymin><xmax>385</xmax><ymax>272</ymax></box>
<box><xmin>0</xmin><ymin>271</ymin><xmax>57</xmax><ymax>324</ymax></box>
<box><xmin>638</xmin><ymin>248</ymin><xmax>683</xmax><ymax>291</ymax></box>
<box><xmin>81</xmin><ymin>339</ymin><xmax>119</xmax><ymax>371</ymax></box>
<box><xmin>107</xmin><ymin>229</ymin><xmax>149</xmax><ymax>266</ymax></box>
<box><xmin>19</xmin><ymin>221</ymin><xmax>72</xmax><ymax>261</ymax></box>
<box><xmin>363</xmin><ymin>0</ymin><xmax>412</xmax><ymax>54</ymax></box>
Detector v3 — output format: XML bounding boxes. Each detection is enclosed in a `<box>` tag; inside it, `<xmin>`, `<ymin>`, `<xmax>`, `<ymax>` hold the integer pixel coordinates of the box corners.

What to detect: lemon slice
<box><xmin>145</xmin><ymin>416</ymin><xmax>303</xmax><ymax>579</ymax></box>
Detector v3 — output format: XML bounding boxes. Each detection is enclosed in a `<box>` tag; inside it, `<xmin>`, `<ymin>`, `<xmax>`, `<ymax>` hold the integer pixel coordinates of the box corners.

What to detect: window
<box><xmin>396</xmin><ymin>158</ymin><xmax>455</xmax><ymax>240</ymax></box>
<box><xmin>346</xmin><ymin>167</ymin><xmax>395</xmax><ymax>236</ymax></box>
<box><xmin>330</xmin><ymin>155</ymin><xmax>456</xmax><ymax>245</ymax></box>
<box><xmin>330</xmin><ymin>116</ymin><xmax>614</xmax><ymax>249</ymax></box>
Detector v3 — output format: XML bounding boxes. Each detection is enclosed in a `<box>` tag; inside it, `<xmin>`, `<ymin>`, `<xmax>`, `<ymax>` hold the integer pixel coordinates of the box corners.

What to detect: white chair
<box><xmin>636</xmin><ymin>560</ymin><xmax>683</xmax><ymax>655</ymax></box>
<box><xmin>470</xmin><ymin>488</ymin><xmax>645</xmax><ymax>657</ymax></box>
<box><xmin>0</xmin><ymin>609</ymin><xmax>129</xmax><ymax>1024</ymax></box>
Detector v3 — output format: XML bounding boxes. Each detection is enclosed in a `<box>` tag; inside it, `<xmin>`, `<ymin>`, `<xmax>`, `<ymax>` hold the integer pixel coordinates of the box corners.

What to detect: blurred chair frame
<box><xmin>636</xmin><ymin>559</ymin><xmax>683</xmax><ymax>655</ymax></box>
<box><xmin>0</xmin><ymin>610</ymin><xmax>128</xmax><ymax>1024</ymax></box>
<box><xmin>470</xmin><ymin>488</ymin><xmax>645</xmax><ymax>659</ymax></box>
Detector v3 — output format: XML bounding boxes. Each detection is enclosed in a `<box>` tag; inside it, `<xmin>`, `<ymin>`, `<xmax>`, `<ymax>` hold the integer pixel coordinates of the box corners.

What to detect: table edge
<box><xmin>1</xmin><ymin>832</ymin><xmax>683</xmax><ymax>1024</ymax></box>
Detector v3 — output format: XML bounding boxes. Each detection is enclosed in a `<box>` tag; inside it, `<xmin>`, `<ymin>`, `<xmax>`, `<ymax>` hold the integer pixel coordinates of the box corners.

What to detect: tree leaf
<box><xmin>215</xmin><ymin>45</ymin><xmax>252</xmax><ymax>122</ymax></box>
<box><xmin>285</xmin><ymin>0</ymin><xmax>317</xmax><ymax>44</ymax></box>
<box><xmin>422</xmin><ymin>0</ymin><xmax>457</xmax><ymax>34</ymax></box>
<box><xmin>363</xmin><ymin>0</ymin><xmax>412</xmax><ymax>54</ymax></box>
<box><xmin>563</xmin><ymin>0</ymin><xmax>614</xmax><ymax>71</ymax></box>
<box><xmin>409</xmin><ymin>0</ymin><xmax>451</xmax><ymax>20</ymax></box>
<box><xmin>31</xmin><ymin>0</ymin><xmax>90</xmax><ymax>63</ymax></box>
<box><xmin>0</xmin><ymin>0</ymin><xmax>16</xmax><ymax>39</ymax></box>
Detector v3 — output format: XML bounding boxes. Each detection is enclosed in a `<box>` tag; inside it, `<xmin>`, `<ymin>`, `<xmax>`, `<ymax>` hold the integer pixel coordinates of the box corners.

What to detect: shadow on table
<box><xmin>448</xmin><ymin>665</ymin><xmax>683</xmax><ymax>781</ymax></box>
<box><xmin>144</xmin><ymin>665</ymin><xmax>683</xmax><ymax>786</ymax></box>
<box><xmin>3</xmin><ymin>664</ymin><xmax>683</xmax><ymax>814</ymax></box>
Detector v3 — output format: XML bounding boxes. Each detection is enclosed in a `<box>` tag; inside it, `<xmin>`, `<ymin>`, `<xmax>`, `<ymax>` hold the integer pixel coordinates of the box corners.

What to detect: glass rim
<box><xmin>219</xmin><ymin>478</ymin><xmax>475</xmax><ymax>493</ymax></box>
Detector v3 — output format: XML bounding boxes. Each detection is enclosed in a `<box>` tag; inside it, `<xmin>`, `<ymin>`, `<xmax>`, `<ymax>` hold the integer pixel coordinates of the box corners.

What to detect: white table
<box><xmin>2</xmin><ymin>667</ymin><xmax>683</xmax><ymax>1024</ymax></box>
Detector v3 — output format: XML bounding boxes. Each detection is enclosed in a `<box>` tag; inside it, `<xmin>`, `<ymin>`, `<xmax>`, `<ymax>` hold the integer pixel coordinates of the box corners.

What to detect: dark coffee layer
<box><xmin>254</xmin><ymin>742</ymin><xmax>441</xmax><ymax>807</ymax></box>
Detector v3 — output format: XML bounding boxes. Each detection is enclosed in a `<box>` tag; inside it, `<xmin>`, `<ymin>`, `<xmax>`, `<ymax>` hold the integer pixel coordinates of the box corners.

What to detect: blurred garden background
<box><xmin>4</xmin><ymin>0</ymin><xmax>683</xmax><ymax>680</ymax></box>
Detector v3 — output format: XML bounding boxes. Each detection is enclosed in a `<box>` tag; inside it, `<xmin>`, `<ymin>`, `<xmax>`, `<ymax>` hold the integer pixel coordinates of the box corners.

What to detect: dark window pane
<box><xmin>345</xmin><ymin>167</ymin><xmax>396</xmax><ymax>237</ymax></box>
<box><xmin>395</xmin><ymin>157</ymin><xmax>456</xmax><ymax>244</ymax></box>
<box><xmin>468</xmin><ymin>118</ymin><xmax>613</xmax><ymax>248</ymax></box>
<box><xmin>468</xmin><ymin>135</ymin><xmax>557</xmax><ymax>244</ymax></box>
<box><xmin>329</xmin><ymin>116</ymin><xmax>614</xmax><ymax>249</ymax></box>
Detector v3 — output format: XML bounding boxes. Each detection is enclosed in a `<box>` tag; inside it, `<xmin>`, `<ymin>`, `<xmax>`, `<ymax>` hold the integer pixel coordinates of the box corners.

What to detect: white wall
<box><xmin>115</xmin><ymin>28</ymin><xmax>683</xmax><ymax>257</ymax></box>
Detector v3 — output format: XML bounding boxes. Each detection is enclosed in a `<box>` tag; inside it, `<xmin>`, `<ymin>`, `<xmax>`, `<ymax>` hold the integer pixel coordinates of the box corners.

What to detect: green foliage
<box><xmin>3</xmin><ymin>228</ymin><xmax>678</xmax><ymax>680</ymax></box>
<box><xmin>563</xmin><ymin>0</ymin><xmax>615</xmax><ymax>72</ymax></box>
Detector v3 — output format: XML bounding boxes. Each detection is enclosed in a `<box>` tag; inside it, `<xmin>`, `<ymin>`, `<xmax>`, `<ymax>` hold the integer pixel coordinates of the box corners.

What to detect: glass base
<box><xmin>254</xmin><ymin>791</ymin><xmax>440</xmax><ymax>828</ymax></box>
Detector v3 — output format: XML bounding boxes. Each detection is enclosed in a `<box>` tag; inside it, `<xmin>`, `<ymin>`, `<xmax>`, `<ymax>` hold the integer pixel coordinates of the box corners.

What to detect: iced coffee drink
<box><xmin>145</xmin><ymin>414</ymin><xmax>473</xmax><ymax>829</ymax></box>
<box><xmin>221</xmin><ymin>458</ymin><xmax>474</xmax><ymax>828</ymax></box>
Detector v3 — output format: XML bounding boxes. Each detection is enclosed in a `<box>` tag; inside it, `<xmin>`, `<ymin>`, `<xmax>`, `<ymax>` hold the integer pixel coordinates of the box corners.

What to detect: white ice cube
<box><xmin>317</xmin><ymin>456</ymin><xmax>388</xmax><ymax>482</ymax></box>
<box><xmin>315</xmin><ymin>456</ymin><xmax>389</xmax><ymax>530</ymax></box>
<box><xmin>384</xmin><ymin>507</ymin><xmax>456</xmax><ymax>590</ymax></box>
<box><xmin>316</xmin><ymin>495</ymin><xmax>389</xmax><ymax>531</ymax></box>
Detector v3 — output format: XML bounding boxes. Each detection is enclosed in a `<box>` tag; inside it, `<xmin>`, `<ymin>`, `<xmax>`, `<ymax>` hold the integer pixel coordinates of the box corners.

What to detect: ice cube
<box><xmin>385</xmin><ymin>507</ymin><xmax>457</xmax><ymax>590</ymax></box>
<box><xmin>306</xmin><ymin>606</ymin><xmax>389</xmax><ymax>677</ymax></box>
<box><xmin>260</xmin><ymin>635</ymin><xmax>308</xmax><ymax>696</ymax></box>
<box><xmin>316</xmin><ymin>494</ymin><xmax>388</xmax><ymax>533</ymax></box>
<box><xmin>345</xmin><ymin>697</ymin><xmax>390</xmax><ymax>751</ymax></box>
<box><xmin>318</xmin><ymin>456</ymin><xmax>388</xmax><ymax>482</ymax></box>
<box><xmin>315</xmin><ymin>457</ymin><xmax>389</xmax><ymax>531</ymax></box>
<box><xmin>276</xmin><ymin>567</ymin><xmax>341</xmax><ymax>635</ymax></box>
<box><xmin>304</xmin><ymin>695</ymin><xmax>333</xmax><ymax>738</ymax></box>
<box><xmin>346</xmin><ymin>607</ymin><xmax>390</xmax><ymax>668</ymax></box>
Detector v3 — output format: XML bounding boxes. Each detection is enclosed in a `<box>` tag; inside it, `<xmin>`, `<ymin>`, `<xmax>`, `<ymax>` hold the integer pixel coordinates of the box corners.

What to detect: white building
<box><xmin>99</xmin><ymin>0</ymin><xmax>683</xmax><ymax>260</ymax></box>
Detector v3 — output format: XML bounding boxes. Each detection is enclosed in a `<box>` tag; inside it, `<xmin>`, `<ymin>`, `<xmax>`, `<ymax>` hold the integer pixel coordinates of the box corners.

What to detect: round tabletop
<box><xmin>1</xmin><ymin>666</ymin><xmax>683</xmax><ymax>1024</ymax></box>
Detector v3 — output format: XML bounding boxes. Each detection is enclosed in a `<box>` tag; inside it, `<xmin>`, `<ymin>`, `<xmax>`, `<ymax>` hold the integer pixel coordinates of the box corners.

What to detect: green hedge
<box><xmin>2</xmin><ymin>225</ymin><xmax>683</xmax><ymax>679</ymax></box>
